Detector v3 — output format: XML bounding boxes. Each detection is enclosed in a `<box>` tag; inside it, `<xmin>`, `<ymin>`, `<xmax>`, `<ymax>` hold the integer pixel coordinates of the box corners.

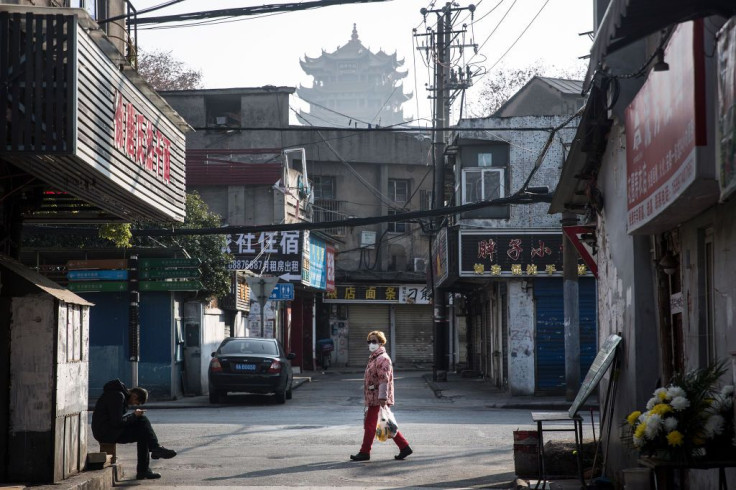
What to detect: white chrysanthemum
<box><xmin>654</xmin><ymin>387</ymin><xmax>669</xmax><ymax>401</ymax></box>
<box><xmin>645</xmin><ymin>414</ymin><xmax>662</xmax><ymax>439</ymax></box>
<box><xmin>704</xmin><ymin>414</ymin><xmax>725</xmax><ymax>438</ymax></box>
<box><xmin>722</xmin><ymin>385</ymin><xmax>734</xmax><ymax>397</ymax></box>
<box><xmin>664</xmin><ymin>417</ymin><xmax>678</xmax><ymax>431</ymax></box>
<box><xmin>671</xmin><ymin>396</ymin><xmax>690</xmax><ymax>411</ymax></box>
<box><xmin>646</xmin><ymin>397</ymin><xmax>659</xmax><ymax>410</ymax></box>
<box><xmin>667</xmin><ymin>386</ymin><xmax>686</xmax><ymax>400</ymax></box>
<box><xmin>639</xmin><ymin>413</ymin><xmax>648</xmax><ymax>424</ymax></box>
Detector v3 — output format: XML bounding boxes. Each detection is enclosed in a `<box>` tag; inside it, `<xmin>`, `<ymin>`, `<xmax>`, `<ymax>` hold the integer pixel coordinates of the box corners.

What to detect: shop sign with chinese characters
<box><xmin>302</xmin><ymin>231</ymin><xmax>327</xmax><ymax>290</ymax></box>
<box><xmin>225</xmin><ymin>231</ymin><xmax>303</xmax><ymax>278</ymax></box>
<box><xmin>625</xmin><ymin>21</ymin><xmax>707</xmax><ymax>232</ymax></box>
<box><xmin>323</xmin><ymin>284</ymin><xmax>431</xmax><ymax>304</ymax></box>
<box><xmin>458</xmin><ymin>231</ymin><xmax>591</xmax><ymax>277</ymax></box>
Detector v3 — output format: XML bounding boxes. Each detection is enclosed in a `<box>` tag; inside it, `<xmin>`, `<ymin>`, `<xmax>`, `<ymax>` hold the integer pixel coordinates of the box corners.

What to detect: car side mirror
<box><xmin>287</xmin><ymin>353</ymin><xmax>296</xmax><ymax>360</ymax></box>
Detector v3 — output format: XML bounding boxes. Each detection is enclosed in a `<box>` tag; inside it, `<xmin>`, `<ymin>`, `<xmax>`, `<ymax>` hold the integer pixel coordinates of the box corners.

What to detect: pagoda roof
<box><xmin>301</xmin><ymin>24</ymin><xmax>406</xmax><ymax>73</ymax></box>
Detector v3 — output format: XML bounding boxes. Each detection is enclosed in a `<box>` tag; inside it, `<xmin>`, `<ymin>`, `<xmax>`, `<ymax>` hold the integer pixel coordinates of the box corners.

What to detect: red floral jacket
<box><xmin>363</xmin><ymin>346</ymin><xmax>394</xmax><ymax>407</ymax></box>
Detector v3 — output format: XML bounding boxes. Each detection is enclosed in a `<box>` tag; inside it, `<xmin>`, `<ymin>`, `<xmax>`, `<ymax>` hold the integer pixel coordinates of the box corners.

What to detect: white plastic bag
<box><xmin>375</xmin><ymin>406</ymin><xmax>399</xmax><ymax>442</ymax></box>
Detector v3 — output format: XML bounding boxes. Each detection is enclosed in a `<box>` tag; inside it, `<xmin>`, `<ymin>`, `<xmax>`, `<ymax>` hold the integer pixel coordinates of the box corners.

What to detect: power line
<box><xmin>104</xmin><ymin>0</ymin><xmax>394</xmax><ymax>25</ymax></box>
<box><xmin>123</xmin><ymin>189</ymin><xmax>552</xmax><ymax>237</ymax></box>
<box><xmin>486</xmin><ymin>0</ymin><xmax>551</xmax><ymax>72</ymax></box>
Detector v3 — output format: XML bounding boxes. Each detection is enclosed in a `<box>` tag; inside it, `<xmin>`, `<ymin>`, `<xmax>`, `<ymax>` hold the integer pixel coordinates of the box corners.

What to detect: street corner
<box><xmin>293</xmin><ymin>376</ymin><xmax>312</xmax><ymax>389</ymax></box>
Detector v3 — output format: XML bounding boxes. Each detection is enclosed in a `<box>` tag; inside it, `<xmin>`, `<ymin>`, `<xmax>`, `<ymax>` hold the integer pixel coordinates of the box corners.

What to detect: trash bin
<box><xmin>513</xmin><ymin>430</ymin><xmax>539</xmax><ymax>478</ymax></box>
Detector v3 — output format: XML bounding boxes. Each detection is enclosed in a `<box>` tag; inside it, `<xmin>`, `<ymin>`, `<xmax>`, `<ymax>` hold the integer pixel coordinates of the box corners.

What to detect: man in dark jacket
<box><xmin>92</xmin><ymin>379</ymin><xmax>176</xmax><ymax>480</ymax></box>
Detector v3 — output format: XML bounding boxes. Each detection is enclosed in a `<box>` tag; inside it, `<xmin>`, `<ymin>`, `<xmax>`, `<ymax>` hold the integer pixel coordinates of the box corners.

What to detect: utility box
<box><xmin>0</xmin><ymin>255</ymin><xmax>93</xmax><ymax>483</ymax></box>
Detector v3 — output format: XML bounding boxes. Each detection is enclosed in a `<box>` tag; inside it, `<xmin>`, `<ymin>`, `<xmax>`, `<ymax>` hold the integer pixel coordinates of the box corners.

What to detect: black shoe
<box><xmin>350</xmin><ymin>452</ymin><xmax>370</xmax><ymax>461</ymax></box>
<box><xmin>395</xmin><ymin>446</ymin><xmax>413</xmax><ymax>460</ymax></box>
<box><xmin>151</xmin><ymin>446</ymin><xmax>177</xmax><ymax>459</ymax></box>
<box><xmin>136</xmin><ymin>469</ymin><xmax>162</xmax><ymax>480</ymax></box>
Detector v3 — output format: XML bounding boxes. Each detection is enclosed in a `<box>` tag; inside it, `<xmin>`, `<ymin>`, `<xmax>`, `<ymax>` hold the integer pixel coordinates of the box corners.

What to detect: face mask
<box><xmin>368</xmin><ymin>342</ymin><xmax>380</xmax><ymax>353</ymax></box>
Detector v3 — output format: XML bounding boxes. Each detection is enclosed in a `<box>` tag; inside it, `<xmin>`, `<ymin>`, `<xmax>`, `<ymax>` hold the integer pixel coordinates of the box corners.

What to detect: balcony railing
<box><xmin>313</xmin><ymin>199</ymin><xmax>347</xmax><ymax>236</ymax></box>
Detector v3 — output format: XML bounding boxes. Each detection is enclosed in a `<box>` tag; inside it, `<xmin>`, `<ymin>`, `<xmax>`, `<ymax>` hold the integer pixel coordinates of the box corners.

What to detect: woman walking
<box><xmin>350</xmin><ymin>330</ymin><xmax>413</xmax><ymax>461</ymax></box>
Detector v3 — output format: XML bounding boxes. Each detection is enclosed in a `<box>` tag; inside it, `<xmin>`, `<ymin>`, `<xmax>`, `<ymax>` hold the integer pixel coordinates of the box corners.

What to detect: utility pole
<box><xmin>562</xmin><ymin>212</ymin><xmax>580</xmax><ymax>401</ymax></box>
<box><xmin>417</xmin><ymin>3</ymin><xmax>476</xmax><ymax>381</ymax></box>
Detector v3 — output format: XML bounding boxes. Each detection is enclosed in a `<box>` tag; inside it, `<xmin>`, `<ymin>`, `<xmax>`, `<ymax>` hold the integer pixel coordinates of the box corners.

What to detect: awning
<box><xmin>584</xmin><ymin>0</ymin><xmax>736</xmax><ymax>91</ymax></box>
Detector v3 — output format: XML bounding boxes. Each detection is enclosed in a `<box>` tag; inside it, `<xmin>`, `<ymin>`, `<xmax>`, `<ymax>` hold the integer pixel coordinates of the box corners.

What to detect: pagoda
<box><xmin>297</xmin><ymin>24</ymin><xmax>411</xmax><ymax>128</ymax></box>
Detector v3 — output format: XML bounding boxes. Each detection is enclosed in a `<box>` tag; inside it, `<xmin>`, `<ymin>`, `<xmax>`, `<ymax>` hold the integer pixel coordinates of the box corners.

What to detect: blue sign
<box><xmin>269</xmin><ymin>283</ymin><xmax>294</xmax><ymax>301</ymax></box>
<box><xmin>302</xmin><ymin>233</ymin><xmax>327</xmax><ymax>290</ymax></box>
<box><xmin>67</xmin><ymin>269</ymin><xmax>128</xmax><ymax>281</ymax></box>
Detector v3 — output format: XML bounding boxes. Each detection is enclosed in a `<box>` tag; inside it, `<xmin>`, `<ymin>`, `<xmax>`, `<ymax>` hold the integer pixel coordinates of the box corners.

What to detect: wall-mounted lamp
<box><xmin>658</xmin><ymin>253</ymin><xmax>678</xmax><ymax>275</ymax></box>
<box><xmin>653</xmin><ymin>48</ymin><xmax>669</xmax><ymax>72</ymax></box>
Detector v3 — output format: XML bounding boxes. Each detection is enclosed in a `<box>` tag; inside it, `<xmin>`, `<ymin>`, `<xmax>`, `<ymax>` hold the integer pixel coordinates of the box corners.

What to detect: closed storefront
<box><xmin>325</xmin><ymin>284</ymin><xmax>431</xmax><ymax>367</ymax></box>
<box><xmin>534</xmin><ymin>277</ymin><xmax>597</xmax><ymax>393</ymax></box>
<box><xmin>347</xmin><ymin>304</ymin><xmax>389</xmax><ymax>367</ymax></box>
<box><xmin>394</xmin><ymin>305</ymin><xmax>433</xmax><ymax>366</ymax></box>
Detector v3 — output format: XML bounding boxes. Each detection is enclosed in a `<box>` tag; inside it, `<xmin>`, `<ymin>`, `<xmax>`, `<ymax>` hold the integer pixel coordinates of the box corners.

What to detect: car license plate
<box><xmin>235</xmin><ymin>363</ymin><xmax>256</xmax><ymax>372</ymax></box>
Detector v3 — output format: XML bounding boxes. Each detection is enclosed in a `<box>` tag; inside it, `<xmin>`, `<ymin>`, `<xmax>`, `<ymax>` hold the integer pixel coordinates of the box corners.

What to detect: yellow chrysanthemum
<box><xmin>667</xmin><ymin>430</ymin><xmax>684</xmax><ymax>447</ymax></box>
<box><xmin>627</xmin><ymin>411</ymin><xmax>642</xmax><ymax>426</ymax></box>
<box><xmin>634</xmin><ymin>422</ymin><xmax>647</xmax><ymax>440</ymax></box>
<box><xmin>651</xmin><ymin>403</ymin><xmax>673</xmax><ymax>416</ymax></box>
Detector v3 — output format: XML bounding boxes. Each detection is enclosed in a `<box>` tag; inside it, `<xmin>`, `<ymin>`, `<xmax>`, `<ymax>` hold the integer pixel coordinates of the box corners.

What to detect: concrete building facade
<box><xmin>552</xmin><ymin>1</ymin><xmax>736</xmax><ymax>486</ymax></box>
<box><xmin>161</xmin><ymin>87</ymin><xmax>434</xmax><ymax>371</ymax></box>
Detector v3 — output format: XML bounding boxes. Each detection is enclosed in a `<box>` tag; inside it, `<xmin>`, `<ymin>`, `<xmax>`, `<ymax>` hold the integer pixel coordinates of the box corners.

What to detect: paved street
<box><xmin>88</xmin><ymin>370</ymin><xmax>595</xmax><ymax>489</ymax></box>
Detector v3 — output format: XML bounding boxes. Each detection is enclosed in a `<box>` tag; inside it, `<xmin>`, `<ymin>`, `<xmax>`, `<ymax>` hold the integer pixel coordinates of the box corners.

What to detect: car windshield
<box><xmin>220</xmin><ymin>340</ymin><xmax>279</xmax><ymax>356</ymax></box>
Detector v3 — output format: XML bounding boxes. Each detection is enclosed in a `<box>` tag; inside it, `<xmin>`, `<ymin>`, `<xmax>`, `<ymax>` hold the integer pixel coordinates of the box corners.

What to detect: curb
<box><xmin>88</xmin><ymin>376</ymin><xmax>313</xmax><ymax>410</ymax></box>
<box><xmin>421</xmin><ymin>373</ymin><xmax>597</xmax><ymax>411</ymax></box>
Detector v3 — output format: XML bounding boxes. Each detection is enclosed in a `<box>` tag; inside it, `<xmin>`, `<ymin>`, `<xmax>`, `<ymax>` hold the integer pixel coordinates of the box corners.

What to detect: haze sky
<box><xmin>132</xmin><ymin>0</ymin><xmax>594</xmax><ymax>125</ymax></box>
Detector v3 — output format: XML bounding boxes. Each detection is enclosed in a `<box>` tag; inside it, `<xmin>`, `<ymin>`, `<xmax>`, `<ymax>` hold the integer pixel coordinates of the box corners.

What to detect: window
<box><xmin>462</xmin><ymin>168</ymin><xmax>504</xmax><ymax>204</ymax></box>
<box><xmin>313</xmin><ymin>176</ymin><xmax>335</xmax><ymax>200</ymax></box>
<box><xmin>388</xmin><ymin>179</ymin><xmax>410</xmax><ymax>203</ymax></box>
<box><xmin>68</xmin><ymin>1</ymin><xmax>97</xmax><ymax>18</ymax></box>
<box><xmin>419</xmin><ymin>189</ymin><xmax>433</xmax><ymax>211</ymax></box>
<box><xmin>478</xmin><ymin>153</ymin><xmax>493</xmax><ymax>167</ymax></box>
<box><xmin>387</xmin><ymin>208</ymin><xmax>408</xmax><ymax>233</ymax></box>
<box><xmin>312</xmin><ymin>176</ymin><xmax>344</xmax><ymax>235</ymax></box>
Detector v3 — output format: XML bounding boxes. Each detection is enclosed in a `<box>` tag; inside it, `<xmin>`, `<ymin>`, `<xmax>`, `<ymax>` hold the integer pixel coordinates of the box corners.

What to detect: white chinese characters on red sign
<box><xmin>326</xmin><ymin>246</ymin><xmax>336</xmax><ymax>292</ymax></box>
<box><xmin>113</xmin><ymin>91</ymin><xmax>172</xmax><ymax>183</ymax></box>
<box><xmin>624</xmin><ymin>22</ymin><xmax>706</xmax><ymax>231</ymax></box>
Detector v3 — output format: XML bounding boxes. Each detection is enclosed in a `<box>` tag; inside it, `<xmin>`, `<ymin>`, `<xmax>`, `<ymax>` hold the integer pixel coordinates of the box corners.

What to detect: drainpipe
<box><xmin>312</xmin><ymin>297</ymin><xmax>317</xmax><ymax>372</ymax></box>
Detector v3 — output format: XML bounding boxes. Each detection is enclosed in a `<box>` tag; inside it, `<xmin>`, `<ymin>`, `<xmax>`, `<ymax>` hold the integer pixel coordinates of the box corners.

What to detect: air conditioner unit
<box><xmin>215</xmin><ymin>116</ymin><xmax>227</xmax><ymax>126</ymax></box>
<box><xmin>413</xmin><ymin>258</ymin><xmax>427</xmax><ymax>273</ymax></box>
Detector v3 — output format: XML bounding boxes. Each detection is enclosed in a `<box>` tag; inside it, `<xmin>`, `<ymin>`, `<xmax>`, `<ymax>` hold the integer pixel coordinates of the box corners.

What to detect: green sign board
<box><xmin>68</xmin><ymin>281</ymin><xmax>128</xmax><ymax>293</ymax></box>
<box><xmin>139</xmin><ymin>268</ymin><xmax>201</xmax><ymax>280</ymax></box>
<box><xmin>139</xmin><ymin>258</ymin><xmax>201</xmax><ymax>269</ymax></box>
<box><xmin>139</xmin><ymin>280</ymin><xmax>203</xmax><ymax>292</ymax></box>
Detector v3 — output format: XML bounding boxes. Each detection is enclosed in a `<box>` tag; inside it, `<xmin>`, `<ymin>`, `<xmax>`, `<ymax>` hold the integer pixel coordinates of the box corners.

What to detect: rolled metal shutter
<box><xmin>534</xmin><ymin>277</ymin><xmax>598</xmax><ymax>394</ymax></box>
<box><xmin>394</xmin><ymin>305</ymin><xmax>433</xmax><ymax>367</ymax></box>
<box><xmin>579</xmin><ymin>277</ymin><xmax>598</xmax><ymax>375</ymax></box>
<box><xmin>534</xmin><ymin>278</ymin><xmax>565</xmax><ymax>392</ymax></box>
<box><xmin>347</xmin><ymin>305</ymin><xmax>389</xmax><ymax>367</ymax></box>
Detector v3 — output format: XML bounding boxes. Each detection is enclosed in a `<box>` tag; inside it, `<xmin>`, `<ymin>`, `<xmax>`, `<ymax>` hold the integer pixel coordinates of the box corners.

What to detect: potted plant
<box><xmin>623</xmin><ymin>361</ymin><xmax>735</xmax><ymax>462</ymax></box>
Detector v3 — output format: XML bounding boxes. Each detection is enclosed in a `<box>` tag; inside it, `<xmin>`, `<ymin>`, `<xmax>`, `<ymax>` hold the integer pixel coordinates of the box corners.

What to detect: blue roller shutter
<box><xmin>534</xmin><ymin>278</ymin><xmax>597</xmax><ymax>393</ymax></box>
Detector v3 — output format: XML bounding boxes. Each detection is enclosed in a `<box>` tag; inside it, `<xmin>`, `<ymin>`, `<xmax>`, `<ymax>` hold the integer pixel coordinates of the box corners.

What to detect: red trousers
<box><xmin>360</xmin><ymin>404</ymin><xmax>409</xmax><ymax>454</ymax></box>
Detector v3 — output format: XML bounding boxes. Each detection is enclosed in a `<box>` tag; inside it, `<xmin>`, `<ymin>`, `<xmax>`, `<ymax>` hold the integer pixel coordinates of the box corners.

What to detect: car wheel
<box><xmin>209</xmin><ymin>390</ymin><xmax>219</xmax><ymax>404</ymax></box>
<box><xmin>275</xmin><ymin>390</ymin><xmax>287</xmax><ymax>404</ymax></box>
<box><xmin>286</xmin><ymin>384</ymin><xmax>293</xmax><ymax>400</ymax></box>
